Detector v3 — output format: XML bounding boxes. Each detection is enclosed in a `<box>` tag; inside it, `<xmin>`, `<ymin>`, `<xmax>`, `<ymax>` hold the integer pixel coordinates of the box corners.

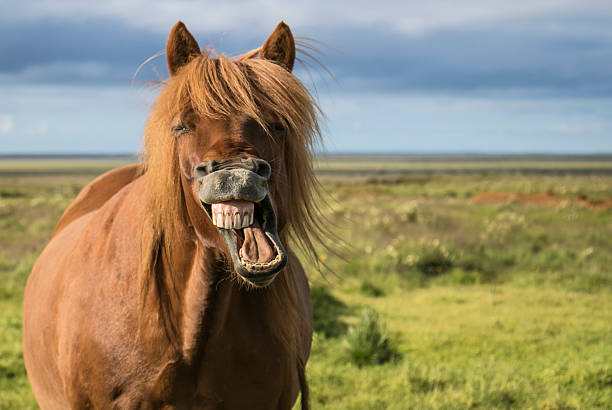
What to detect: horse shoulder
<box><xmin>51</xmin><ymin>164</ymin><xmax>141</xmax><ymax>237</ymax></box>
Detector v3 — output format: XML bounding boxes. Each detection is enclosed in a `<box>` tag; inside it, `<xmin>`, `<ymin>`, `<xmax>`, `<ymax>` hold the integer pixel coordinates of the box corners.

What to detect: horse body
<box><xmin>25</xmin><ymin>172</ymin><xmax>312</xmax><ymax>409</ymax></box>
<box><xmin>24</xmin><ymin>21</ymin><xmax>321</xmax><ymax>409</ymax></box>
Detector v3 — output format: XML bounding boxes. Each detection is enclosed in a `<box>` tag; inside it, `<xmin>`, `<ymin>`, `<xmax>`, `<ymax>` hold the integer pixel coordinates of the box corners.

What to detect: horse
<box><xmin>23</xmin><ymin>21</ymin><xmax>327</xmax><ymax>409</ymax></box>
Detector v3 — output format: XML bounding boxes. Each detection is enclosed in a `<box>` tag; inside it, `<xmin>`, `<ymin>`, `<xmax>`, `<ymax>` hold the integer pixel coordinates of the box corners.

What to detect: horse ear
<box><xmin>166</xmin><ymin>21</ymin><xmax>201</xmax><ymax>76</ymax></box>
<box><xmin>260</xmin><ymin>21</ymin><xmax>296</xmax><ymax>72</ymax></box>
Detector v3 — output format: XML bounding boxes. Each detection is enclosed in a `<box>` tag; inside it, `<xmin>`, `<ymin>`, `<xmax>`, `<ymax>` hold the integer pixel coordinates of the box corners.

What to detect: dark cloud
<box><xmin>316</xmin><ymin>17</ymin><xmax>612</xmax><ymax>96</ymax></box>
<box><xmin>0</xmin><ymin>18</ymin><xmax>165</xmax><ymax>84</ymax></box>
<box><xmin>2</xmin><ymin>15</ymin><xmax>612</xmax><ymax>96</ymax></box>
<box><xmin>0</xmin><ymin>17</ymin><xmax>280</xmax><ymax>84</ymax></box>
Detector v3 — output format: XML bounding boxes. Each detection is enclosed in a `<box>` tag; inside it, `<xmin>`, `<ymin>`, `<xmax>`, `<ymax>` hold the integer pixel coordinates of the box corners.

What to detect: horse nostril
<box><xmin>195</xmin><ymin>159</ymin><xmax>270</xmax><ymax>180</ymax></box>
<box><xmin>255</xmin><ymin>160</ymin><xmax>271</xmax><ymax>180</ymax></box>
<box><xmin>194</xmin><ymin>160</ymin><xmax>217</xmax><ymax>179</ymax></box>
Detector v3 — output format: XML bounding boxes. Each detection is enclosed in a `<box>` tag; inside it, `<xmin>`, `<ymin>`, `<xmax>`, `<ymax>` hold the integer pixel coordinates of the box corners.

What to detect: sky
<box><xmin>1</xmin><ymin>0</ymin><xmax>612</xmax><ymax>154</ymax></box>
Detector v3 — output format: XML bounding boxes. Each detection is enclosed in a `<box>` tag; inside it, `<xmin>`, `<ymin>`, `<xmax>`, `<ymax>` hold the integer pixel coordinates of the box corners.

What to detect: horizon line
<box><xmin>1</xmin><ymin>152</ymin><xmax>611</xmax><ymax>159</ymax></box>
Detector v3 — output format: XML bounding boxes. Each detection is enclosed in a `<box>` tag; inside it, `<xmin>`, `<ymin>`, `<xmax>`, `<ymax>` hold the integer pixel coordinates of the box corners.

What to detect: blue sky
<box><xmin>1</xmin><ymin>0</ymin><xmax>612</xmax><ymax>153</ymax></box>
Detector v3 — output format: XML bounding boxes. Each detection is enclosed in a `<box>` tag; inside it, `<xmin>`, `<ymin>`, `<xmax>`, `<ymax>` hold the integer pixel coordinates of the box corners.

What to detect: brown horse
<box><xmin>23</xmin><ymin>21</ymin><xmax>326</xmax><ymax>409</ymax></box>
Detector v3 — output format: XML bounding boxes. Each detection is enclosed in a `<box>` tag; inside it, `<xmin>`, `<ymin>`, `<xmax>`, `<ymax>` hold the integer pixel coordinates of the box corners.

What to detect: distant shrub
<box><xmin>359</xmin><ymin>280</ymin><xmax>384</xmax><ymax>297</ymax></box>
<box><xmin>345</xmin><ymin>308</ymin><xmax>398</xmax><ymax>366</ymax></box>
<box><xmin>399</xmin><ymin>201</ymin><xmax>418</xmax><ymax>223</ymax></box>
<box><xmin>530</xmin><ymin>233</ymin><xmax>549</xmax><ymax>254</ymax></box>
<box><xmin>311</xmin><ymin>285</ymin><xmax>347</xmax><ymax>338</ymax></box>
<box><xmin>457</xmin><ymin>243</ymin><xmax>513</xmax><ymax>275</ymax></box>
<box><xmin>481</xmin><ymin>211</ymin><xmax>526</xmax><ymax>241</ymax></box>
<box><xmin>0</xmin><ymin>187</ymin><xmax>28</xmax><ymax>198</ymax></box>
<box><xmin>415</xmin><ymin>241</ymin><xmax>453</xmax><ymax>276</ymax></box>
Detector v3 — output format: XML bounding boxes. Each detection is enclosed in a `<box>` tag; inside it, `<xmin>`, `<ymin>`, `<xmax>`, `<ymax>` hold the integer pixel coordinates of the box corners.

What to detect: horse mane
<box><xmin>137</xmin><ymin>49</ymin><xmax>329</xmax><ymax>352</ymax></box>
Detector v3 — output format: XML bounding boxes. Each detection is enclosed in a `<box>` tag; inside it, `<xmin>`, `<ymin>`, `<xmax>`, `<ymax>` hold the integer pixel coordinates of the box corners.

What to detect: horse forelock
<box><xmin>137</xmin><ymin>49</ymin><xmax>331</xmax><ymax>353</ymax></box>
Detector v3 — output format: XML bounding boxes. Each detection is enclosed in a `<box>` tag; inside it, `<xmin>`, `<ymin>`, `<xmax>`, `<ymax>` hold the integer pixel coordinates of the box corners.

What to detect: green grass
<box><xmin>0</xmin><ymin>159</ymin><xmax>132</xmax><ymax>176</ymax></box>
<box><xmin>306</xmin><ymin>285</ymin><xmax>611</xmax><ymax>409</ymax></box>
<box><xmin>344</xmin><ymin>308</ymin><xmax>399</xmax><ymax>367</ymax></box>
<box><xmin>315</xmin><ymin>158</ymin><xmax>612</xmax><ymax>172</ymax></box>
<box><xmin>0</xmin><ymin>158</ymin><xmax>611</xmax><ymax>409</ymax></box>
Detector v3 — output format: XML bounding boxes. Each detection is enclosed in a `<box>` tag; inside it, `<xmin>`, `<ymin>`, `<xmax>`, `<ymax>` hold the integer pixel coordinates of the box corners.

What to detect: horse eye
<box><xmin>171</xmin><ymin>124</ymin><xmax>190</xmax><ymax>135</ymax></box>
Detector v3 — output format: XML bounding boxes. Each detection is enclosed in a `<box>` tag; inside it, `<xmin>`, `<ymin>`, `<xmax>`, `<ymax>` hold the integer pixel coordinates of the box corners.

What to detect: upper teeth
<box><xmin>211</xmin><ymin>201</ymin><xmax>255</xmax><ymax>229</ymax></box>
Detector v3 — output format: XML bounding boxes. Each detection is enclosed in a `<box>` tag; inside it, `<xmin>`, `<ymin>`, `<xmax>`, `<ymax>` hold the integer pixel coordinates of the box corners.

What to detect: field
<box><xmin>0</xmin><ymin>155</ymin><xmax>611</xmax><ymax>409</ymax></box>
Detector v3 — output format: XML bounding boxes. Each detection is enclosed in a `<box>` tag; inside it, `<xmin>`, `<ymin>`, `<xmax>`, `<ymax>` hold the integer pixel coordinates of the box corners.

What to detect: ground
<box><xmin>0</xmin><ymin>156</ymin><xmax>610</xmax><ymax>409</ymax></box>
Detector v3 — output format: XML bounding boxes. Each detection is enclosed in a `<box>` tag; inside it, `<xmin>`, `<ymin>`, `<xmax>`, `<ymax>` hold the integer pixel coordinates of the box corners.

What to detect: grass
<box><xmin>0</xmin><ymin>157</ymin><xmax>611</xmax><ymax>409</ymax></box>
<box><xmin>315</xmin><ymin>158</ymin><xmax>612</xmax><ymax>173</ymax></box>
<box><xmin>344</xmin><ymin>308</ymin><xmax>398</xmax><ymax>367</ymax></box>
<box><xmin>0</xmin><ymin>160</ymin><xmax>133</xmax><ymax>179</ymax></box>
<box><xmin>307</xmin><ymin>285</ymin><xmax>611</xmax><ymax>409</ymax></box>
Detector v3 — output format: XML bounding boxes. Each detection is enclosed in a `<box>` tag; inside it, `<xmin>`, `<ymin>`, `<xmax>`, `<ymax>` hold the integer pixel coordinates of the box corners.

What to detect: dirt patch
<box><xmin>470</xmin><ymin>191</ymin><xmax>612</xmax><ymax>210</ymax></box>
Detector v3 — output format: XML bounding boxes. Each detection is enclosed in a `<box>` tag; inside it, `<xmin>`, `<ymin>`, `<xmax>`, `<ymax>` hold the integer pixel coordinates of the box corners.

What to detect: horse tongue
<box><xmin>241</xmin><ymin>219</ymin><xmax>275</xmax><ymax>263</ymax></box>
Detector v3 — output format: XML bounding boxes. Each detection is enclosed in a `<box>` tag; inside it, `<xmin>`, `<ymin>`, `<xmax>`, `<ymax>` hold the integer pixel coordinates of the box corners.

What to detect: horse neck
<box><xmin>162</xmin><ymin>176</ymin><xmax>222</xmax><ymax>359</ymax></box>
<box><xmin>178</xmin><ymin>243</ymin><xmax>224</xmax><ymax>363</ymax></box>
<box><xmin>161</xmin><ymin>176</ymin><xmax>300</xmax><ymax>365</ymax></box>
<box><xmin>175</xmin><ymin>241</ymin><xmax>300</xmax><ymax>367</ymax></box>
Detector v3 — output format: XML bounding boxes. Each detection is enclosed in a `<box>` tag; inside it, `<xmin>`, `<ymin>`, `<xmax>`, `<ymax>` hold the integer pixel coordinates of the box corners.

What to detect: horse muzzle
<box><xmin>195</xmin><ymin>158</ymin><xmax>287</xmax><ymax>287</ymax></box>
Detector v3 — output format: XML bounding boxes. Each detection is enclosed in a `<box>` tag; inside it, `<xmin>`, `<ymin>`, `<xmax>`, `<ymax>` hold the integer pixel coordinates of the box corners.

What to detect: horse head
<box><xmin>156</xmin><ymin>21</ymin><xmax>312</xmax><ymax>287</ymax></box>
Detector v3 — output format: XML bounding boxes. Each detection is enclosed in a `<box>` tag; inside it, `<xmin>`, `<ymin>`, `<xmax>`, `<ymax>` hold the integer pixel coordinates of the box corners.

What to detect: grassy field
<box><xmin>0</xmin><ymin>156</ymin><xmax>611</xmax><ymax>409</ymax></box>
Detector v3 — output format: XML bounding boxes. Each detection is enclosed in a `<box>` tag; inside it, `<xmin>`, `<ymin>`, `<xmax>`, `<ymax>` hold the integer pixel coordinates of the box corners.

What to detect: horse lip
<box><xmin>239</xmin><ymin>269</ymin><xmax>279</xmax><ymax>287</ymax></box>
<box><xmin>201</xmin><ymin>195</ymin><xmax>287</xmax><ymax>285</ymax></box>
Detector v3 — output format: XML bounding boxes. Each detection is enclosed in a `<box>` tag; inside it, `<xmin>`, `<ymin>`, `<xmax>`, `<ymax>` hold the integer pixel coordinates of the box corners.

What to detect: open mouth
<box><xmin>201</xmin><ymin>195</ymin><xmax>287</xmax><ymax>286</ymax></box>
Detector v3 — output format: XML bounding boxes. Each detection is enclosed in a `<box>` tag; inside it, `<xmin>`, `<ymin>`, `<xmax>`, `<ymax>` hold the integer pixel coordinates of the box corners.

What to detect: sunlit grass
<box><xmin>0</xmin><ymin>160</ymin><xmax>133</xmax><ymax>175</ymax></box>
<box><xmin>306</xmin><ymin>286</ymin><xmax>611</xmax><ymax>409</ymax></box>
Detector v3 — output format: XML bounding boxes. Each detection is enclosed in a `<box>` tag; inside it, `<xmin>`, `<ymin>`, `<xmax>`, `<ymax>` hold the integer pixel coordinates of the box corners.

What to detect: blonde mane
<box><xmin>137</xmin><ymin>50</ymin><xmax>329</xmax><ymax>348</ymax></box>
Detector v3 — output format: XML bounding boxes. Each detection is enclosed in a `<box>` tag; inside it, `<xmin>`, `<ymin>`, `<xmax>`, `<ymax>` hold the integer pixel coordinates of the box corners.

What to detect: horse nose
<box><xmin>194</xmin><ymin>159</ymin><xmax>271</xmax><ymax>180</ymax></box>
<box><xmin>194</xmin><ymin>160</ymin><xmax>217</xmax><ymax>179</ymax></box>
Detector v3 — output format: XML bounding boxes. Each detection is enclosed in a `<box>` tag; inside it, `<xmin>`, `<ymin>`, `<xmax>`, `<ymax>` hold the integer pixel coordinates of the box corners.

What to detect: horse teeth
<box><xmin>210</xmin><ymin>202</ymin><xmax>255</xmax><ymax>229</ymax></box>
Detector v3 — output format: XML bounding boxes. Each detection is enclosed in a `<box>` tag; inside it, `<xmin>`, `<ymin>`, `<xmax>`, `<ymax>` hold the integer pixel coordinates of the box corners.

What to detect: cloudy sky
<box><xmin>1</xmin><ymin>0</ymin><xmax>612</xmax><ymax>153</ymax></box>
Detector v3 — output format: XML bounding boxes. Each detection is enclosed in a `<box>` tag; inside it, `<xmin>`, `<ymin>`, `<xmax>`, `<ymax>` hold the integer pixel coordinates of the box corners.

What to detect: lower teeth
<box><xmin>239</xmin><ymin>248</ymin><xmax>282</xmax><ymax>270</ymax></box>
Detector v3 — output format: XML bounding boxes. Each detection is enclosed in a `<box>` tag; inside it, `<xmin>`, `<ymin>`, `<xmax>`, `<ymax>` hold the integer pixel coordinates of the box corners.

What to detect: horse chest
<box><xmin>193</xmin><ymin>302</ymin><xmax>296</xmax><ymax>407</ymax></box>
<box><xmin>196</xmin><ymin>338</ymin><xmax>293</xmax><ymax>408</ymax></box>
<box><xmin>145</xmin><ymin>323</ymin><xmax>295</xmax><ymax>409</ymax></box>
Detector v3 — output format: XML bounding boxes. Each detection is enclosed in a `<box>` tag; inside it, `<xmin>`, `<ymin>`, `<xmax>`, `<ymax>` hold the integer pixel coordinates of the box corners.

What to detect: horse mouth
<box><xmin>201</xmin><ymin>195</ymin><xmax>287</xmax><ymax>286</ymax></box>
